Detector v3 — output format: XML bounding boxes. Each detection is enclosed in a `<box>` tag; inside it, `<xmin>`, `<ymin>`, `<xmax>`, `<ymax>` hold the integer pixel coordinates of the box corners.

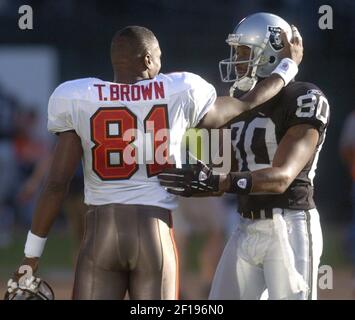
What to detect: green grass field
<box><xmin>0</xmin><ymin>224</ymin><xmax>350</xmax><ymax>272</ymax></box>
<box><xmin>0</xmin><ymin>224</ymin><xmax>352</xmax><ymax>299</ymax></box>
<box><xmin>0</xmin><ymin>232</ymin><xmax>75</xmax><ymax>273</ymax></box>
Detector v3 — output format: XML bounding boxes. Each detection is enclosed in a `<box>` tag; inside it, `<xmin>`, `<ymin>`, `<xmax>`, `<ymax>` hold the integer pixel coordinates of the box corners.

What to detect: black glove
<box><xmin>158</xmin><ymin>160</ymin><xmax>220</xmax><ymax>197</ymax></box>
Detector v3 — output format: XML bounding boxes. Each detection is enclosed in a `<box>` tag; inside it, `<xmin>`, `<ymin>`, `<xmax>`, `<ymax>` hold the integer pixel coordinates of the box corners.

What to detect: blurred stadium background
<box><xmin>0</xmin><ymin>0</ymin><xmax>354</xmax><ymax>299</ymax></box>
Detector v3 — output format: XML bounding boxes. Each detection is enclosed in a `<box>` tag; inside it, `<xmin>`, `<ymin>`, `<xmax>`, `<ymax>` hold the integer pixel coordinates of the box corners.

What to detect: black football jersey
<box><xmin>228</xmin><ymin>81</ymin><xmax>330</xmax><ymax>212</ymax></box>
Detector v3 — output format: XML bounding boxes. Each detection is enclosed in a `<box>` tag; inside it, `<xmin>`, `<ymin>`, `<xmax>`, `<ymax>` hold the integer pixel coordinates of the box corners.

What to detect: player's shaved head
<box><xmin>111</xmin><ymin>26</ymin><xmax>161</xmax><ymax>83</ymax></box>
<box><xmin>111</xmin><ymin>26</ymin><xmax>157</xmax><ymax>61</ymax></box>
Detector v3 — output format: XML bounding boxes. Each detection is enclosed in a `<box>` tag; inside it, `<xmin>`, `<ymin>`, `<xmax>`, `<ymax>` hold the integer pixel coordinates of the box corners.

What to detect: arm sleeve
<box><xmin>47</xmin><ymin>88</ymin><xmax>74</xmax><ymax>134</ymax></box>
<box><xmin>283</xmin><ymin>84</ymin><xmax>330</xmax><ymax>136</ymax></box>
<box><xmin>183</xmin><ymin>73</ymin><xmax>217</xmax><ymax>128</ymax></box>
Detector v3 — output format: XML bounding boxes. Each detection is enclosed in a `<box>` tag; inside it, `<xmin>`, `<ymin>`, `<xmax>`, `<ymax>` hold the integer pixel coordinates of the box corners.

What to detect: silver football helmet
<box><xmin>219</xmin><ymin>12</ymin><xmax>292</xmax><ymax>94</ymax></box>
<box><xmin>4</xmin><ymin>277</ymin><xmax>55</xmax><ymax>300</ymax></box>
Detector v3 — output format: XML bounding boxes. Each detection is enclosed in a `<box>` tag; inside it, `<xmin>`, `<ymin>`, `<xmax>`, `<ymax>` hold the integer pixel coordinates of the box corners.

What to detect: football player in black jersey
<box><xmin>159</xmin><ymin>13</ymin><xmax>329</xmax><ymax>300</ymax></box>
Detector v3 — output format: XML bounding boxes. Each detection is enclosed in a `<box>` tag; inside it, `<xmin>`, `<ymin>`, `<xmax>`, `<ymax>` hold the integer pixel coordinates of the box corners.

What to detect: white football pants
<box><xmin>209</xmin><ymin>209</ymin><xmax>323</xmax><ymax>300</ymax></box>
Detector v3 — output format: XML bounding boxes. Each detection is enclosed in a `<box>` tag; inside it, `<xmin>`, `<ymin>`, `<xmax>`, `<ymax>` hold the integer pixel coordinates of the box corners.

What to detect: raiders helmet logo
<box><xmin>237</xmin><ymin>178</ymin><xmax>247</xmax><ymax>189</ymax></box>
<box><xmin>268</xmin><ymin>26</ymin><xmax>284</xmax><ymax>51</ymax></box>
<box><xmin>198</xmin><ymin>171</ymin><xmax>208</xmax><ymax>181</ymax></box>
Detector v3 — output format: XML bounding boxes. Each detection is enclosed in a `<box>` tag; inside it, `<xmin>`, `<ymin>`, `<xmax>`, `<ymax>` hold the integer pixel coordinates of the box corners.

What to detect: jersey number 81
<box><xmin>90</xmin><ymin>104</ymin><xmax>170</xmax><ymax>180</ymax></box>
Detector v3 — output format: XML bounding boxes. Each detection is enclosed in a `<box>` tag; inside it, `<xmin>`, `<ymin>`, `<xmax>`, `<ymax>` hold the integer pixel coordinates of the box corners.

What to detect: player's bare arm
<box><xmin>17</xmin><ymin>155</ymin><xmax>53</xmax><ymax>203</ymax></box>
<box><xmin>159</xmin><ymin>124</ymin><xmax>319</xmax><ymax>198</ymax></box>
<box><xmin>198</xmin><ymin>26</ymin><xmax>303</xmax><ymax>129</ymax></box>
<box><xmin>219</xmin><ymin>124</ymin><xmax>319</xmax><ymax>194</ymax></box>
<box><xmin>199</xmin><ymin>74</ymin><xmax>284</xmax><ymax>129</ymax></box>
<box><xmin>17</xmin><ymin>131</ymin><xmax>82</xmax><ymax>275</ymax></box>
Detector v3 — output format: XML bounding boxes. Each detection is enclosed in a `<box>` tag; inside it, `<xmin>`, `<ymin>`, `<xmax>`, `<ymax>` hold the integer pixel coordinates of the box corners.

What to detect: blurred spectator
<box><xmin>173</xmin><ymin>196</ymin><xmax>229</xmax><ymax>299</ymax></box>
<box><xmin>0</xmin><ymin>85</ymin><xmax>20</xmax><ymax>247</ymax></box>
<box><xmin>13</xmin><ymin>108</ymin><xmax>51</xmax><ymax>227</ymax></box>
<box><xmin>339</xmin><ymin>110</ymin><xmax>355</xmax><ymax>293</ymax></box>
<box><xmin>17</xmin><ymin>142</ymin><xmax>86</xmax><ymax>260</ymax></box>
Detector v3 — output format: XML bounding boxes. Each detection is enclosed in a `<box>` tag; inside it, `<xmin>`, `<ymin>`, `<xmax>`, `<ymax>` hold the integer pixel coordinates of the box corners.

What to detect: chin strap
<box><xmin>229</xmin><ymin>76</ymin><xmax>258</xmax><ymax>96</ymax></box>
<box><xmin>230</xmin><ymin>48</ymin><xmax>259</xmax><ymax>96</ymax></box>
<box><xmin>230</xmin><ymin>57</ymin><xmax>298</xmax><ymax>97</ymax></box>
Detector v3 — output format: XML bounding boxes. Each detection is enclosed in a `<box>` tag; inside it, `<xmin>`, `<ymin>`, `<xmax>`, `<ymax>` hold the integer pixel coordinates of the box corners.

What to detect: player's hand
<box><xmin>13</xmin><ymin>257</ymin><xmax>39</xmax><ymax>282</ymax></box>
<box><xmin>281</xmin><ymin>25</ymin><xmax>303</xmax><ymax>65</ymax></box>
<box><xmin>5</xmin><ymin>257</ymin><xmax>54</xmax><ymax>300</ymax></box>
<box><xmin>5</xmin><ymin>257</ymin><xmax>40</xmax><ymax>298</ymax></box>
<box><xmin>158</xmin><ymin>160</ymin><xmax>220</xmax><ymax>197</ymax></box>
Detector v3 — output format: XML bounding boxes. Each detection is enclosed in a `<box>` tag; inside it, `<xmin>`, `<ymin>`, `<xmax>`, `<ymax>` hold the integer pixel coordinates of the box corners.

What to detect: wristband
<box><xmin>227</xmin><ymin>172</ymin><xmax>253</xmax><ymax>195</ymax></box>
<box><xmin>271</xmin><ymin>58</ymin><xmax>298</xmax><ymax>87</ymax></box>
<box><xmin>24</xmin><ymin>231</ymin><xmax>47</xmax><ymax>258</ymax></box>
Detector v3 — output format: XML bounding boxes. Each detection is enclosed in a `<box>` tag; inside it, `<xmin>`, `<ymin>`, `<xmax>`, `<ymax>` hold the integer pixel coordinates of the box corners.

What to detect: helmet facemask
<box><xmin>219</xmin><ymin>13</ymin><xmax>293</xmax><ymax>96</ymax></box>
<box><xmin>219</xmin><ymin>35</ymin><xmax>268</xmax><ymax>95</ymax></box>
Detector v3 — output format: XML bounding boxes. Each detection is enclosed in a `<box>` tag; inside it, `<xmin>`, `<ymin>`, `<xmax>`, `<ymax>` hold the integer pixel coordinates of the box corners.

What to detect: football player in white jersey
<box><xmin>7</xmin><ymin>25</ymin><xmax>303</xmax><ymax>300</ymax></box>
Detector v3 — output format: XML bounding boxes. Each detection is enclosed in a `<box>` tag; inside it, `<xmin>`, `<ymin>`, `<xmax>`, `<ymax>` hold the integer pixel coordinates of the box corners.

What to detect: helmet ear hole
<box><xmin>269</xmin><ymin>56</ymin><xmax>276</xmax><ymax>63</ymax></box>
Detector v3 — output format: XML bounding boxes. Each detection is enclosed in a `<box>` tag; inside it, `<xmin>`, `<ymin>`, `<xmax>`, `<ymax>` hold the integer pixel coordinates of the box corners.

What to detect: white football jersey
<box><xmin>48</xmin><ymin>72</ymin><xmax>216</xmax><ymax>210</ymax></box>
